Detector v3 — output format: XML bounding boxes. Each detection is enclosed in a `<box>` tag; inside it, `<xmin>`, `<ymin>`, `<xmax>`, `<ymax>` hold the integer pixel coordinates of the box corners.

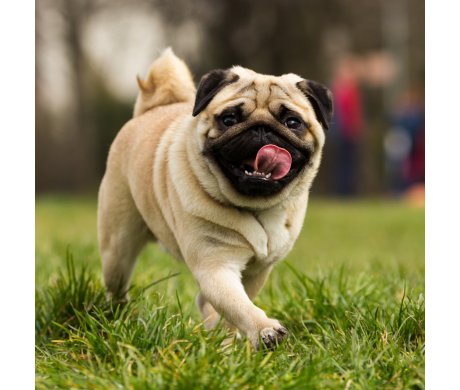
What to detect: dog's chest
<box><xmin>252</xmin><ymin>207</ymin><xmax>292</xmax><ymax>264</ymax></box>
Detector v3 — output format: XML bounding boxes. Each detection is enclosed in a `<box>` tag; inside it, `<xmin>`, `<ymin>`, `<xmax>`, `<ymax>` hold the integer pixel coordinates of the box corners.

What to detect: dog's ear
<box><xmin>296</xmin><ymin>80</ymin><xmax>334</xmax><ymax>131</ymax></box>
<box><xmin>193</xmin><ymin>70</ymin><xmax>239</xmax><ymax>116</ymax></box>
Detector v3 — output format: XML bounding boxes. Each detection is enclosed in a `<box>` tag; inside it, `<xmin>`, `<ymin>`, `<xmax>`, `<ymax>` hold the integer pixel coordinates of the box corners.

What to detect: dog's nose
<box><xmin>250</xmin><ymin>126</ymin><xmax>271</xmax><ymax>143</ymax></box>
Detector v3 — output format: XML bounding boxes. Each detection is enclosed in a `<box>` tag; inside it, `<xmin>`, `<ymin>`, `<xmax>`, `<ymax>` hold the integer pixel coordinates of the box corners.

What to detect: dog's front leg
<box><xmin>190</xmin><ymin>261</ymin><xmax>288</xmax><ymax>350</ymax></box>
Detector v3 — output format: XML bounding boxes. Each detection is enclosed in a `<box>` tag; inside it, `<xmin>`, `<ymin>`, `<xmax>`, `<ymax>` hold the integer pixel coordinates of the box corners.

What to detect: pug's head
<box><xmin>192</xmin><ymin>67</ymin><xmax>333</xmax><ymax>209</ymax></box>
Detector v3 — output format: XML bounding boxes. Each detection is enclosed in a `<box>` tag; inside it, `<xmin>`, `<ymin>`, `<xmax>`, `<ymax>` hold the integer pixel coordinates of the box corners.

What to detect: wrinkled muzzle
<box><xmin>206</xmin><ymin>125</ymin><xmax>313</xmax><ymax>197</ymax></box>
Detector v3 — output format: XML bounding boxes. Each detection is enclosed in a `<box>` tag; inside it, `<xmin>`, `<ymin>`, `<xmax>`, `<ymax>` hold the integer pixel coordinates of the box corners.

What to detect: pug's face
<box><xmin>192</xmin><ymin>67</ymin><xmax>333</xmax><ymax>207</ymax></box>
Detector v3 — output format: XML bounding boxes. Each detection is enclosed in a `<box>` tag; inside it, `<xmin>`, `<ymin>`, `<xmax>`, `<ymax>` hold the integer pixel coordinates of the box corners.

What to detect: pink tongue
<box><xmin>254</xmin><ymin>145</ymin><xmax>292</xmax><ymax>180</ymax></box>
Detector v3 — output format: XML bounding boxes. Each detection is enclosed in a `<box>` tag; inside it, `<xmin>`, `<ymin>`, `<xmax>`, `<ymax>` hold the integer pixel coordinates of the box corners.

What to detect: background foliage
<box><xmin>35</xmin><ymin>0</ymin><xmax>424</xmax><ymax>194</ymax></box>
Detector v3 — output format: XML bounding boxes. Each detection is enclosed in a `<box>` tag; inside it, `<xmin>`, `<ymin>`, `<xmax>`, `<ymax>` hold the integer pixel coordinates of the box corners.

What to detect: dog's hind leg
<box><xmin>196</xmin><ymin>292</ymin><xmax>219</xmax><ymax>330</ymax></box>
<box><xmin>98</xmin><ymin>178</ymin><xmax>153</xmax><ymax>299</ymax></box>
<box><xmin>196</xmin><ymin>292</ymin><xmax>240</xmax><ymax>342</ymax></box>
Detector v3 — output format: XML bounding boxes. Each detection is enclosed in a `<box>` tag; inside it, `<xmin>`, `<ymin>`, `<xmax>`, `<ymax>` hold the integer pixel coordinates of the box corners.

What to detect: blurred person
<box><xmin>362</xmin><ymin>51</ymin><xmax>398</xmax><ymax>88</ymax></box>
<box><xmin>330</xmin><ymin>54</ymin><xmax>366</xmax><ymax>196</ymax></box>
<box><xmin>384</xmin><ymin>88</ymin><xmax>425</xmax><ymax>193</ymax></box>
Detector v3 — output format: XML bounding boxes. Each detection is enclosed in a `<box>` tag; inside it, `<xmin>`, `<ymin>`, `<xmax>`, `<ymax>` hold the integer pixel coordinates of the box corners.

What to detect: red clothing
<box><xmin>331</xmin><ymin>78</ymin><xmax>365</xmax><ymax>142</ymax></box>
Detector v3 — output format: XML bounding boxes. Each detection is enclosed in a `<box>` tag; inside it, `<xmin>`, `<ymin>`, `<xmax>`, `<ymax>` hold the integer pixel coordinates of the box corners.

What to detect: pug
<box><xmin>98</xmin><ymin>48</ymin><xmax>333</xmax><ymax>350</ymax></box>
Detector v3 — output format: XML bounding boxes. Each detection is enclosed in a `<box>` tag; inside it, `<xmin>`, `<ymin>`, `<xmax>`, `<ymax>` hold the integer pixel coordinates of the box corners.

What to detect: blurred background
<box><xmin>35</xmin><ymin>0</ymin><xmax>425</xmax><ymax>200</ymax></box>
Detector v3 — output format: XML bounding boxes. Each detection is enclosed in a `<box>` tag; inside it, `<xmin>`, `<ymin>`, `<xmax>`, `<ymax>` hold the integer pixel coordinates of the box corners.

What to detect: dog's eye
<box><xmin>222</xmin><ymin>115</ymin><xmax>236</xmax><ymax>127</ymax></box>
<box><xmin>285</xmin><ymin>117</ymin><xmax>301</xmax><ymax>130</ymax></box>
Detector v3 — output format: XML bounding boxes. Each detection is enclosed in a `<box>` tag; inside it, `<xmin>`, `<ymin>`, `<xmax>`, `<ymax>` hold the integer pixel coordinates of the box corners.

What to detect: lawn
<box><xmin>35</xmin><ymin>195</ymin><xmax>425</xmax><ymax>389</ymax></box>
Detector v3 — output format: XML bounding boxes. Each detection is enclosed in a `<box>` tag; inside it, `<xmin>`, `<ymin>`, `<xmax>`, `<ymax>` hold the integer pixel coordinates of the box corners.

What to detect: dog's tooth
<box><xmin>245</xmin><ymin>170</ymin><xmax>248</xmax><ymax>174</ymax></box>
<box><xmin>267</xmin><ymin>173</ymin><xmax>271</xmax><ymax>178</ymax></box>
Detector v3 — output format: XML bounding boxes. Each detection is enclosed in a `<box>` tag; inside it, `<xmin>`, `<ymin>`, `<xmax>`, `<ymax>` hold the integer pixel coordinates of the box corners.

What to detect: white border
<box><xmin>0</xmin><ymin>0</ymin><xmax>35</xmax><ymax>386</ymax></box>
<box><xmin>425</xmin><ymin>0</ymin><xmax>460</xmax><ymax>388</ymax></box>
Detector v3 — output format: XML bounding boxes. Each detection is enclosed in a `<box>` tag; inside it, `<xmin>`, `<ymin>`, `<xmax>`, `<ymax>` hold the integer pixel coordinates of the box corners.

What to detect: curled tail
<box><xmin>133</xmin><ymin>48</ymin><xmax>196</xmax><ymax>117</ymax></box>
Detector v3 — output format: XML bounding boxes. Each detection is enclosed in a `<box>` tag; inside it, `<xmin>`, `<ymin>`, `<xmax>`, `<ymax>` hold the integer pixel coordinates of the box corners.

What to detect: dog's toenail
<box><xmin>268</xmin><ymin>334</ymin><xmax>275</xmax><ymax>343</ymax></box>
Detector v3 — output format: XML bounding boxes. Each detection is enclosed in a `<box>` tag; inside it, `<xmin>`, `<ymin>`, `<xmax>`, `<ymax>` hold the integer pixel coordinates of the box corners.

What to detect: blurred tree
<box><xmin>59</xmin><ymin>0</ymin><xmax>96</xmax><ymax>190</ymax></box>
<box><xmin>36</xmin><ymin>0</ymin><xmax>134</xmax><ymax>193</ymax></box>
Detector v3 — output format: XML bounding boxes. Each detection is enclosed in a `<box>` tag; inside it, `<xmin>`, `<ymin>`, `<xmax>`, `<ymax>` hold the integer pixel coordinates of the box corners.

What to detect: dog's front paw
<box><xmin>252</xmin><ymin>321</ymin><xmax>289</xmax><ymax>350</ymax></box>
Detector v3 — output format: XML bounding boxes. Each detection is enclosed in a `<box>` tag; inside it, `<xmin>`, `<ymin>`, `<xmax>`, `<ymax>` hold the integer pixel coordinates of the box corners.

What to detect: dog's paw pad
<box><xmin>257</xmin><ymin>326</ymin><xmax>289</xmax><ymax>350</ymax></box>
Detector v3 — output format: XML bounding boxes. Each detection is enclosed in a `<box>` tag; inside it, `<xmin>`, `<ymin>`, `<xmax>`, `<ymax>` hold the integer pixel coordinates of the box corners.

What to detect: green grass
<box><xmin>35</xmin><ymin>195</ymin><xmax>425</xmax><ymax>389</ymax></box>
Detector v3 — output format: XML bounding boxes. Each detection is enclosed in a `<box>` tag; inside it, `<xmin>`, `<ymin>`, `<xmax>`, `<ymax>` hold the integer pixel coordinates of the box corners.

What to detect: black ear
<box><xmin>192</xmin><ymin>69</ymin><xmax>239</xmax><ymax>116</ymax></box>
<box><xmin>296</xmin><ymin>80</ymin><xmax>334</xmax><ymax>131</ymax></box>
